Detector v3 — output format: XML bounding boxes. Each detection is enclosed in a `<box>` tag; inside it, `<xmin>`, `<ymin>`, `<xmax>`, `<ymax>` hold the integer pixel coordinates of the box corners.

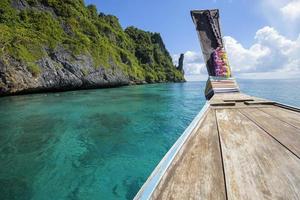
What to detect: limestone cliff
<box><xmin>0</xmin><ymin>0</ymin><xmax>185</xmax><ymax>95</ymax></box>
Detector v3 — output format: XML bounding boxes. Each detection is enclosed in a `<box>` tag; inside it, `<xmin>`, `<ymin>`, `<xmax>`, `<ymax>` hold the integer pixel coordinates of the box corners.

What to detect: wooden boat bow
<box><xmin>134</xmin><ymin>9</ymin><xmax>300</xmax><ymax>200</ymax></box>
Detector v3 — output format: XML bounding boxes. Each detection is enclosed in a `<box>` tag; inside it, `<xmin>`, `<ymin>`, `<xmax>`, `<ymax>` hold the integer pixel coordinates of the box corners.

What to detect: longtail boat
<box><xmin>134</xmin><ymin>9</ymin><xmax>300</xmax><ymax>200</ymax></box>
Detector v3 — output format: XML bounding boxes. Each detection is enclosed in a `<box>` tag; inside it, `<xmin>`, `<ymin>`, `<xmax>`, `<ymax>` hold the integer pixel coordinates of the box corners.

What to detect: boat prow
<box><xmin>134</xmin><ymin>9</ymin><xmax>300</xmax><ymax>199</ymax></box>
<box><xmin>134</xmin><ymin>93</ymin><xmax>300</xmax><ymax>199</ymax></box>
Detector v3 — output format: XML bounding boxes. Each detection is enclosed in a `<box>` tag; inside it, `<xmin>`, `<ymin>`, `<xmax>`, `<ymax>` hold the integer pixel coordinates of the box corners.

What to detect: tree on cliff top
<box><xmin>0</xmin><ymin>0</ymin><xmax>184</xmax><ymax>83</ymax></box>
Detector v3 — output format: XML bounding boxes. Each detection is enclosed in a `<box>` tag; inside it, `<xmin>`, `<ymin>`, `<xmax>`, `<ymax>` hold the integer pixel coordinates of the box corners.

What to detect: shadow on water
<box><xmin>90</xmin><ymin>113</ymin><xmax>131</xmax><ymax>133</ymax></box>
<box><xmin>123</xmin><ymin>177</ymin><xmax>145</xmax><ymax>200</ymax></box>
<box><xmin>16</xmin><ymin>114</ymin><xmax>62</xmax><ymax>154</ymax></box>
<box><xmin>0</xmin><ymin>177</ymin><xmax>32</xmax><ymax>200</ymax></box>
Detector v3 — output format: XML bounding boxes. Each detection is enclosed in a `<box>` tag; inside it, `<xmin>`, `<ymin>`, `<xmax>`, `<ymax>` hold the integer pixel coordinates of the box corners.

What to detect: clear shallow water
<box><xmin>0</xmin><ymin>79</ymin><xmax>299</xmax><ymax>200</ymax></box>
<box><xmin>0</xmin><ymin>82</ymin><xmax>205</xmax><ymax>200</ymax></box>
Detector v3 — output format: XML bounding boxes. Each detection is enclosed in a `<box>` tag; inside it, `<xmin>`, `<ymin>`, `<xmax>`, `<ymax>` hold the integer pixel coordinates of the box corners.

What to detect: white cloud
<box><xmin>173</xmin><ymin>26</ymin><xmax>300</xmax><ymax>80</ymax></box>
<box><xmin>280</xmin><ymin>0</ymin><xmax>300</xmax><ymax>20</ymax></box>
<box><xmin>223</xmin><ymin>36</ymin><xmax>270</xmax><ymax>73</ymax></box>
<box><xmin>258</xmin><ymin>0</ymin><xmax>300</xmax><ymax>36</ymax></box>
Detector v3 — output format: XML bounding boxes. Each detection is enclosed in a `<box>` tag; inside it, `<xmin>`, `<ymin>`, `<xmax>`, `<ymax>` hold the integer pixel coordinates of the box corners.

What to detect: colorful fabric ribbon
<box><xmin>212</xmin><ymin>47</ymin><xmax>231</xmax><ymax>77</ymax></box>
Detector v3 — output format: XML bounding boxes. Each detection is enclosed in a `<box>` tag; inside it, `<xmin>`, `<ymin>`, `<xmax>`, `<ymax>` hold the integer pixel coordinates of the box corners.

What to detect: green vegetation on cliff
<box><xmin>0</xmin><ymin>0</ymin><xmax>184</xmax><ymax>82</ymax></box>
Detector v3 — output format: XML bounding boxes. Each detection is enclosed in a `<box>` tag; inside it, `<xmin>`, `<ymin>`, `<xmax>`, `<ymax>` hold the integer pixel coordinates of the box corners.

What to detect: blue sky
<box><xmin>85</xmin><ymin>0</ymin><xmax>300</xmax><ymax>80</ymax></box>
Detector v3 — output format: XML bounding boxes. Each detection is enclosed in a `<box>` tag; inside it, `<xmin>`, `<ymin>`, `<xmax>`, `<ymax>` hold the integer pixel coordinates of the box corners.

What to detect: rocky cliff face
<box><xmin>0</xmin><ymin>0</ymin><xmax>184</xmax><ymax>96</ymax></box>
<box><xmin>177</xmin><ymin>53</ymin><xmax>184</xmax><ymax>74</ymax></box>
<box><xmin>0</xmin><ymin>47</ymin><xmax>130</xmax><ymax>95</ymax></box>
<box><xmin>0</xmin><ymin>48</ymin><xmax>135</xmax><ymax>95</ymax></box>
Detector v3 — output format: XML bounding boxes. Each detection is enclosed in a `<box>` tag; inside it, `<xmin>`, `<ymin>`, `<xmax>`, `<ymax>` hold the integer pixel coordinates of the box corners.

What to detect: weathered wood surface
<box><xmin>151</xmin><ymin>109</ymin><xmax>226</xmax><ymax>200</ymax></box>
<box><xmin>210</xmin><ymin>93</ymin><xmax>262</xmax><ymax>103</ymax></box>
<box><xmin>135</xmin><ymin>93</ymin><xmax>300</xmax><ymax>200</ymax></box>
<box><xmin>259</xmin><ymin>107</ymin><xmax>300</xmax><ymax>129</ymax></box>
<box><xmin>217</xmin><ymin>109</ymin><xmax>300</xmax><ymax>200</ymax></box>
<box><xmin>240</xmin><ymin>108</ymin><xmax>300</xmax><ymax>157</ymax></box>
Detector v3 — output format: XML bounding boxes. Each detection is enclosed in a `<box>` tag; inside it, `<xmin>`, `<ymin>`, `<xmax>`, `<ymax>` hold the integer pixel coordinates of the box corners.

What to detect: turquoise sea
<box><xmin>0</xmin><ymin>79</ymin><xmax>299</xmax><ymax>200</ymax></box>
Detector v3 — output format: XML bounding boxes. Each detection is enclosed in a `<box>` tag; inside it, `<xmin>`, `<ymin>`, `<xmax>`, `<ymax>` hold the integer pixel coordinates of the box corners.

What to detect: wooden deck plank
<box><xmin>211</xmin><ymin>93</ymin><xmax>263</xmax><ymax>103</ymax></box>
<box><xmin>216</xmin><ymin>109</ymin><xmax>300</xmax><ymax>200</ymax></box>
<box><xmin>240</xmin><ymin>108</ymin><xmax>300</xmax><ymax>157</ymax></box>
<box><xmin>259</xmin><ymin>107</ymin><xmax>300</xmax><ymax>129</ymax></box>
<box><xmin>151</xmin><ymin>109</ymin><xmax>226</xmax><ymax>200</ymax></box>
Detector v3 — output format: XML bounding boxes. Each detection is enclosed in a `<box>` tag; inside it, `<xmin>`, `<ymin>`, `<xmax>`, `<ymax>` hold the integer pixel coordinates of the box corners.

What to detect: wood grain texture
<box><xmin>151</xmin><ymin>109</ymin><xmax>226</xmax><ymax>200</ymax></box>
<box><xmin>259</xmin><ymin>107</ymin><xmax>300</xmax><ymax>129</ymax></box>
<box><xmin>210</xmin><ymin>93</ymin><xmax>263</xmax><ymax>103</ymax></box>
<box><xmin>240</xmin><ymin>108</ymin><xmax>300</xmax><ymax>157</ymax></box>
<box><xmin>216</xmin><ymin>109</ymin><xmax>300</xmax><ymax>200</ymax></box>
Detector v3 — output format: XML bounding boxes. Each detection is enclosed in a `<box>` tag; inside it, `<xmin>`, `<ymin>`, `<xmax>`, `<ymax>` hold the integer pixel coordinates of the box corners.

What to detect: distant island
<box><xmin>0</xmin><ymin>0</ymin><xmax>185</xmax><ymax>96</ymax></box>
